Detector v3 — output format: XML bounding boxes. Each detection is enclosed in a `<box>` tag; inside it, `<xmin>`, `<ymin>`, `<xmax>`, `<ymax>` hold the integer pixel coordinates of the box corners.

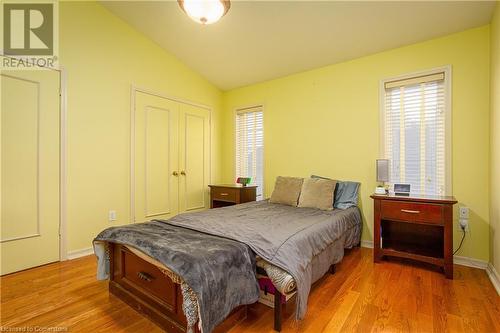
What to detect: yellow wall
<box><xmin>222</xmin><ymin>26</ymin><xmax>491</xmax><ymax>261</ymax></box>
<box><xmin>59</xmin><ymin>2</ymin><xmax>222</xmax><ymax>253</ymax></box>
<box><xmin>490</xmin><ymin>3</ymin><xmax>500</xmax><ymax>272</ymax></box>
<box><xmin>59</xmin><ymin>2</ymin><xmax>493</xmax><ymax>264</ymax></box>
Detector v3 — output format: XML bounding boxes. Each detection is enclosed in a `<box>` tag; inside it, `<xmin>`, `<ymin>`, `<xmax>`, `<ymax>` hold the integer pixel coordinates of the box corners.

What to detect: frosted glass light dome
<box><xmin>178</xmin><ymin>0</ymin><xmax>231</xmax><ymax>25</ymax></box>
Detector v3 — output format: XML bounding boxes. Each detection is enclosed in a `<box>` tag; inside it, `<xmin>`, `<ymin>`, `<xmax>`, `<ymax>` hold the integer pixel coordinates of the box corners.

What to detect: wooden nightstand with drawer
<box><xmin>371</xmin><ymin>194</ymin><xmax>457</xmax><ymax>279</ymax></box>
<box><xmin>209</xmin><ymin>184</ymin><xmax>257</xmax><ymax>208</ymax></box>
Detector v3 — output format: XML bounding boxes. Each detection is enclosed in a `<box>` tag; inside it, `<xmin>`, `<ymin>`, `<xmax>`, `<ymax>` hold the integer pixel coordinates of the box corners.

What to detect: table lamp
<box><xmin>376</xmin><ymin>159</ymin><xmax>389</xmax><ymax>194</ymax></box>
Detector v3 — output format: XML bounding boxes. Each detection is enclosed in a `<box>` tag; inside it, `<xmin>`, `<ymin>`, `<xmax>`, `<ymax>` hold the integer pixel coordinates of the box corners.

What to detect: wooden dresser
<box><xmin>371</xmin><ymin>194</ymin><xmax>457</xmax><ymax>279</ymax></box>
<box><xmin>209</xmin><ymin>184</ymin><xmax>257</xmax><ymax>208</ymax></box>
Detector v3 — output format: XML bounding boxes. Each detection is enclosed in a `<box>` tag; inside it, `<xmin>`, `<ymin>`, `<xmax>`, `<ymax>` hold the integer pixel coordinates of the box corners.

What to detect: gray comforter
<box><xmin>94</xmin><ymin>200</ymin><xmax>361</xmax><ymax>332</ymax></box>
<box><xmin>165</xmin><ymin>200</ymin><xmax>361</xmax><ymax>321</ymax></box>
<box><xmin>94</xmin><ymin>222</ymin><xmax>260</xmax><ymax>333</ymax></box>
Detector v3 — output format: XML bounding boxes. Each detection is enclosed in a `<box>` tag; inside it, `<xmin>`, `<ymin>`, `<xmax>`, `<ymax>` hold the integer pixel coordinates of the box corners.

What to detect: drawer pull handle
<box><xmin>137</xmin><ymin>271</ymin><xmax>154</xmax><ymax>282</ymax></box>
<box><xmin>401</xmin><ymin>209</ymin><xmax>420</xmax><ymax>214</ymax></box>
<box><xmin>220</xmin><ymin>193</ymin><xmax>229</xmax><ymax>196</ymax></box>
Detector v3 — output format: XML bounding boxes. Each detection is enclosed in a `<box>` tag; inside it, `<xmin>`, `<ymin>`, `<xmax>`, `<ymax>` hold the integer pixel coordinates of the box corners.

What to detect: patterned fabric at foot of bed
<box><xmin>256</xmin><ymin>257</ymin><xmax>297</xmax><ymax>295</ymax></box>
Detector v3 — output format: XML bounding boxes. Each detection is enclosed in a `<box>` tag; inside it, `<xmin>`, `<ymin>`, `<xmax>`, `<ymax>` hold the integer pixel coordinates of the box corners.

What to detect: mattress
<box><xmin>124</xmin><ymin>205</ymin><xmax>361</xmax><ymax>296</ymax></box>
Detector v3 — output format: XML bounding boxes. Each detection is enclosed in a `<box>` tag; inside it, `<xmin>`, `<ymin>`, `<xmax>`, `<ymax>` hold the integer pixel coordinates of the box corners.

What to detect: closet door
<box><xmin>1</xmin><ymin>70</ymin><xmax>60</xmax><ymax>275</ymax></box>
<box><xmin>178</xmin><ymin>104</ymin><xmax>210</xmax><ymax>213</ymax></box>
<box><xmin>134</xmin><ymin>92</ymin><xmax>179</xmax><ymax>222</ymax></box>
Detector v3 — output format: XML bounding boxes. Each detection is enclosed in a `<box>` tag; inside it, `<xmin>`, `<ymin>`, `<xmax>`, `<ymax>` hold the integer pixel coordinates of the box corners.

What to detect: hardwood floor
<box><xmin>1</xmin><ymin>247</ymin><xmax>499</xmax><ymax>333</ymax></box>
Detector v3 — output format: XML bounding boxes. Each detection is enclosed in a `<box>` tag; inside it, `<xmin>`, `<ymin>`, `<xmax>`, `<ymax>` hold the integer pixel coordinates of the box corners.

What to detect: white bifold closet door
<box><xmin>133</xmin><ymin>91</ymin><xmax>210</xmax><ymax>223</ymax></box>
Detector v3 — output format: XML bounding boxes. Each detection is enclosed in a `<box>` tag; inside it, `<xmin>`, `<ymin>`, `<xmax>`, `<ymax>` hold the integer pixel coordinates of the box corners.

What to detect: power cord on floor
<box><xmin>453</xmin><ymin>227</ymin><xmax>466</xmax><ymax>255</ymax></box>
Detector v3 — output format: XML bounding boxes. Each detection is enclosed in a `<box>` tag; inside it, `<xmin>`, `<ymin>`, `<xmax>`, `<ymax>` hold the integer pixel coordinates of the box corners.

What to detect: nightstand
<box><xmin>371</xmin><ymin>194</ymin><xmax>457</xmax><ymax>279</ymax></box>
<box><xmin>209</xmin><ymin>184</ymin><xmax>257</xmax><ymax>208</ymax></box>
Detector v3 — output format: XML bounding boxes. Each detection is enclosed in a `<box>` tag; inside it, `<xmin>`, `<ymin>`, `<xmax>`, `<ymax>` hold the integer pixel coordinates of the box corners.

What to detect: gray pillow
<box><xmin>311</xmin><ymin>175</ymin><xmax>360</xmax><ymax>209</ymax></box>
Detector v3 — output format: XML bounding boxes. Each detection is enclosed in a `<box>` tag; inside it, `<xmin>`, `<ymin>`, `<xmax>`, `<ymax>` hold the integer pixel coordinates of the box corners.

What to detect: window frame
<box><xmin>379</xmin><ymin>66</ymin><xmax>452</xmax><ymax>196</ymax></box>
<box><xmin>234</xmin><ymin>104</ymin><xmax>265</xmax><ymax>199</ymax></box>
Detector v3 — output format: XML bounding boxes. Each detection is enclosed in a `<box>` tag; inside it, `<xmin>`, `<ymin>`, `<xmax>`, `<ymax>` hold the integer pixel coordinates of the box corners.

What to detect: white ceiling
<box><xmin>102</xmin><ymin>1</ymin><xmax>496</xmax><ymax>91</ymax></box>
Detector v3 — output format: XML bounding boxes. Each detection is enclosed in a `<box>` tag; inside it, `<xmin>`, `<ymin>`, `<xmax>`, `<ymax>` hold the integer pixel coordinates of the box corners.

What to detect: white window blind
<box><xmin>236</xmin><ymin>106</ymin><xmax>264</xmax><ymax>199</ymax></box>
<box><xmin>383</xmin><ymin>71</ymin><xmax>448</xmax><ymax>196</ymax></box>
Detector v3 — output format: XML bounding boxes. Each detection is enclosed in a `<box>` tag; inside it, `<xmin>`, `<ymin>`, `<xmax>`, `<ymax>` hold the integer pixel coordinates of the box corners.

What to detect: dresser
<box><xmin>371</xmin><ymin>194</ymin><xmax>457</xmax><ymax>279</ymax></box>
<box><xmin>209</xmin><ymin>184</ymin><xmax>257</xmax><ymax>208</ymax></box>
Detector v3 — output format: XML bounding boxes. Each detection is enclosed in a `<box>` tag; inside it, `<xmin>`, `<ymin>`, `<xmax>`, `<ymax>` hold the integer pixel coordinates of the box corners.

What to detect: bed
<box><xmin>94</xmin><ymin>199</ymin><xmax>361</xmax><ymax>333</ymax></box>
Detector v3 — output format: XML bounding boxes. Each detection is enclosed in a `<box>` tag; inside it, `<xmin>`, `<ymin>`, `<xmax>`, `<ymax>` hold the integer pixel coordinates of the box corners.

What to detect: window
<box><xmin>381</xmin><ymin>68</ymin><xmax>451</xmax><ymax>196</ymax></box>
<box><xmin>235</xmin><ymin>106</ymin><xmax>264</xmax><ymax>199</ymax></box>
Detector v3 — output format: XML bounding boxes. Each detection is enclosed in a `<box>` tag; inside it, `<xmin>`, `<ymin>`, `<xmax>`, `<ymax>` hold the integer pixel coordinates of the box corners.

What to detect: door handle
<box><xmin>401</xmin><ymin>209</ymin><xmax>420</xmax><ymax>214</ymax></box>
<box><xmin>180</xmin><ymin>171</ymin><xmax>186</xmax><ymax>176</ymax></box>
<box><xmin>172</xmin><ymin>171</ymin><xmax>179</xmax><ymax>176</ymax></box>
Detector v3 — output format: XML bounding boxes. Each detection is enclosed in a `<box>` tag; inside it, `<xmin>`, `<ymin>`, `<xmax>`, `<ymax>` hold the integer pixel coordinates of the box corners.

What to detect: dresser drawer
<box><xmin>380</xmin><ymin>200</ymin><xmax>443</xmax><ymax>225</ymax></box>
<box><xmin>122</xmin><ymin>249</ymin><xmax>176</xmax><ymax>306</ymax></box>
<box><xmin>211</xmin><ymin>187</ymin><xmax>238</xmax><ymax>202</ymax></box>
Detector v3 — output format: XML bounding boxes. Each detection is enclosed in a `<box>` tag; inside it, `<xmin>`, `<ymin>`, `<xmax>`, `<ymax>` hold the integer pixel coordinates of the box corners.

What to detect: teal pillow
<box><xmin>311</xmin><ymin>175</ymin><xmax>360</xmax><ymax>209</ymax></box>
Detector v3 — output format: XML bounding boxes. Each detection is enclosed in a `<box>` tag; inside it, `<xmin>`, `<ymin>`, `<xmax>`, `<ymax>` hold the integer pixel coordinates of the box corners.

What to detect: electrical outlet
<box><xmin>108</xmin><ymin>210</ymin><xmax>117</xmax><ymax>222</ymax></box>
<box><xmin>459</xmin><ymin>206</ymin><xmax>469</xmax><ymax>219</ymax></box>
<box><xmin>459</xmin><ymin>219</ymin><xmax>469</xmax><ymax>232</ymax></box>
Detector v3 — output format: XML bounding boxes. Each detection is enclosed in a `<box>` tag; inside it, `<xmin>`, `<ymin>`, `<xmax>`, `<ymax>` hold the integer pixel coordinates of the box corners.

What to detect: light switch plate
<box><xmin>109</xmin><ymin>210</ymin><xmax>117</xmax><ymax>222</ymax></box>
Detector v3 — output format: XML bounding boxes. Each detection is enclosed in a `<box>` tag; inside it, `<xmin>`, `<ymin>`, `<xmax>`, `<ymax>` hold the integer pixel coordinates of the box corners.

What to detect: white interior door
<box><xmin>134</xmin><ymin>92</ymin><xmax>179</xmax><ymax>222</ymax></box>
<box><xmin>1</xmin><ymin>69</ymin><xmax>60</xmax><ymax>275</ymax></box>
<box><xmin>178</xmin><ymin>103</ymin><xmax>210</xmax><ymax>213</ymax></box>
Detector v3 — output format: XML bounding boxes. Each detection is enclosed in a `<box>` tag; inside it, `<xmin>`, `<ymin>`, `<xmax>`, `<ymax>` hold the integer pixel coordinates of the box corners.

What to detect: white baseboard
<box><xmin>453</xmin><ymin>255</ymin><xmax>488</xmax><ymax>269</ymax></box>
<box><xmin>487</xmin><ymin>263</ymin><xmax>500</xmax><ymax>296</ymax></box>
<box><xmin>360</xmin><ymin>240</ymin><xmax>373</xmax><ymax>248</ymax></box>
<box><xmin>67</xmin><ymin>247</ymin><xmax>94</xmax><ymax>260</ymax></box>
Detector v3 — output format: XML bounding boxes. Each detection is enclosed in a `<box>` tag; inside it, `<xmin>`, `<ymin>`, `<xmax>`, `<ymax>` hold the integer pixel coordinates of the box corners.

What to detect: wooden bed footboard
<box><xmin>108</xmin><ymin>243</ymin><xmax>247</xmax><ymax>333</ymax></box>
<box><xmin>108</xmin><ymin>242</ymin><xmax>336</xmax><ymax>332</ymax></box>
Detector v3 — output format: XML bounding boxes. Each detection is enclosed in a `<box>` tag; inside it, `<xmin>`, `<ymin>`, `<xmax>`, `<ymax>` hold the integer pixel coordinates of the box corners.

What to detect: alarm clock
<box><xmin>394</xmin><ymin>183</ymin><xmax>411</xmax><ymax>196</ymax></box>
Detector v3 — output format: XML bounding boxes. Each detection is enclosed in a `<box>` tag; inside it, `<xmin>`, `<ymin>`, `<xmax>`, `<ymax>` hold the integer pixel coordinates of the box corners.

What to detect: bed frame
<box><xmin>108</xmin><ymin>242</ymin><xmax>335</xmax><ymax>332</ymax></box>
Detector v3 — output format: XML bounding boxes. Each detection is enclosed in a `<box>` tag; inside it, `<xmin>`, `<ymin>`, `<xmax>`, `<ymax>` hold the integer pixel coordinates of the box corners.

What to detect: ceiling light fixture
<box><xmin>178</xmin><ymin>0</ymin><xmax>231</xmax><ymax>25</ymax></box>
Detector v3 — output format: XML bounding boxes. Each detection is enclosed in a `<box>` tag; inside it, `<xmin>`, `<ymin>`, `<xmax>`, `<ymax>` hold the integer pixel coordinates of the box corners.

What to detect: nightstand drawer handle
<box><xmin>401</xmin><ymin>209</ymin><xmax>420</xmax><ymax>214</ymax></box>
<box><xmin>220</xmin><ymin>193</ymin><xmax>229</xmax><ymax>196</ymax></box>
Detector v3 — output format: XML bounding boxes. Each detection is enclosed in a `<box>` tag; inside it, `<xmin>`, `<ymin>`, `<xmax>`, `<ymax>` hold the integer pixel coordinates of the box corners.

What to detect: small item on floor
<box><xmin>257</xmin><ymin>274</ymin><xmax>295</xmax><ymax>308</ymax></box>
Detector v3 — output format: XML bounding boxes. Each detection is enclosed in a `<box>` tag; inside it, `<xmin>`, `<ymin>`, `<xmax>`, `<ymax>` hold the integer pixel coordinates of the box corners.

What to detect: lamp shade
<box><xmin>376</xmin><ymin>159</ymin><xmax>390</xmax><ymax>182</ymax></box>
